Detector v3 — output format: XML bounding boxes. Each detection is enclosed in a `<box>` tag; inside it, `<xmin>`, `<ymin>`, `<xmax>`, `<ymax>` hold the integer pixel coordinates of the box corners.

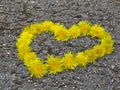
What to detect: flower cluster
<box><xmin>16</xmin><ymin>20</ymin><xmax>114</xmax><ymax>78</ymax></box>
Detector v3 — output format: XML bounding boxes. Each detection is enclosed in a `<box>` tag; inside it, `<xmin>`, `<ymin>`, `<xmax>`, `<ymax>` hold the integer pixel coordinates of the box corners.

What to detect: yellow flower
<box><xmin>17</xmin><ymin>46</ymin><xmax>32</xmax><ymax>60</ymax></box>
<box><xmin>62</xmin><ymin>52</ymin><xmax>77</xmax><ymax>70</ymax></box>
<box><xmin>46</xmin><ymin>55</ymin><xmax>63</xmax><ymax>74</ymax></box>
<box><xmin>78</xmin><ymin>20</ymin><xmax>91</xmax><ymax>36</ymax></box>
<box><xmin>69</xmin><ymin>25</ymin><xmax>81</xmax><ymax>38</ymax></box>
<box><xmin>93</xmin><ymin>45</ymin><xmax>105</xmax><ymax>57</ymax></box>
<box><xmin>102</xmin><ymin>44</ymin><xmax>114</xmax><ymax>54</ymax></box>
<box><xmin>102</xmin><ymin>32</ymin><xmax>112</xmax><ymax>39</ymax></box>
<box><xmin>89</xmin><ymin>24</ymin><xmax>105</xmax><ymax>38</ymax></box>
<box><xmin>16</xmin><ymin>37</ymin><xmax>32</xmax><ymax>47</ymax></box>
<box><xmin>101</xmin><ymin>40</ymin><xmax>114</xmax><ymax>54</ymax></box>
<box><xmin>85</xmin><ymin>49</ymin><xmax>97</xmax><ymax>63</ymax></box>
<box><xmin>101</xmin><ymin>34</ymin><xmax>114</xmax><ymax>46</ymax></box>
<box><xmin>75</xmin><ymin>52</ymin><xmax>88</xmax><ymax>67</ymax></box>
<box><xmin>24</xmin><ymin>23</ymin><xmax>44</xmax><ymax>35</ymax></box>
<box><xmin>50</xmin><ymin>23</ymin><xmax>61</xmax><ymax>33</ymax></box>
<box><xmin>100</xmin><ymin>33</ymin><xmax>114</xmax><ymax>54</ymax></box>
<box><xmin>24</xmin><ymin>52</ymin><xmax>37</xmax><ymax>66</ymax></box>
<box><xmin>27</xmin><ymin>59</ymin><xmax>47</xmax><ymax>78</ymax></box>
<box><xmin>20</xmin><ymin>31</ymin><xmax>34</xmax><ymax>40</ymax></box>
<box><xmin>51</xmin><ymin>24</ymin><xmax>70</xmax><ymax>41</ymax></box>
<box><xmin>42</xmin><ymin>20</ymin><xmax>53</xmax><ymax>31</ymax></box>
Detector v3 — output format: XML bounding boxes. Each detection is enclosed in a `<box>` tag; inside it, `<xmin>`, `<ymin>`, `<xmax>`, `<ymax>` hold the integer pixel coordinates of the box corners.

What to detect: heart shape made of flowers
<box><xmin>16</xmin><ymin>20</ymin><xmax>114</xmax><ymax>78</ymax></box>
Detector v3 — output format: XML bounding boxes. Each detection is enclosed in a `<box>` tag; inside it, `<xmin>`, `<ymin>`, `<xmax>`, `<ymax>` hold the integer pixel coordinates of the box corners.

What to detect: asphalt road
<box><xmin>0</xmin><ymin>0</ymin><xmax>120</xmax><ymax>90</ymax></box>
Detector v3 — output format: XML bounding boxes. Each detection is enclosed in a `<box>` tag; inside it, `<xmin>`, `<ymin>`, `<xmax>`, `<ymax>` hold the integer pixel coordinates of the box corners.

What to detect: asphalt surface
<box><xmin>0</xmin><ymin>0</ymin><xmax>120</xmax><ymax>90</ymax></box>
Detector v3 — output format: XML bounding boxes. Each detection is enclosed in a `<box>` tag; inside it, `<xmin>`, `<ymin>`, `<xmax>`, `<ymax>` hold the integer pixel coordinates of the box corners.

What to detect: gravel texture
<box><xmin>0</xmin><ymin>0</ymin><xmax>120</xmax><ymax>90</ymax></box>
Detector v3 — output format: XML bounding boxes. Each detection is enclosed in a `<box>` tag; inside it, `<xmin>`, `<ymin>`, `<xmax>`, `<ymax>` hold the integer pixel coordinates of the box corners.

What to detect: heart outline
<box><xmin>16</xmin><ymin>20</ymin><xmax>114</xmax><ymax>78</ymax></box>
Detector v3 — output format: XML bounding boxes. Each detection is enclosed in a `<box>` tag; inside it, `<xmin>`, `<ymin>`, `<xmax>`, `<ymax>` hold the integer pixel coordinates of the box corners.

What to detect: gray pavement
<box><xmin>0</xmin><ymin>0</ymin><xmax>120</xmax><ymax>90</ymax></box>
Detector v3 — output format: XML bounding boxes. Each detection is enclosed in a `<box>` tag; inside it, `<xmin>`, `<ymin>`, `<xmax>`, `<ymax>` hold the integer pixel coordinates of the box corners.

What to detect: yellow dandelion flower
<box><xmin>50</xmin><ymin>23</ymin><xmax>62</xmax><ymax>33</ymax></box>
<box><xmin>101</xmin><ymin>35</ymin><xmax>114</xmax><ymax>46</ymax></box>
<box><xmin>101</xmin><ymin>43</ymin><xmax>114</xmax><ymax>54</ymax></box>
<box><xmin>16</xmin><ymin>37</ymin><xmax>32</xmax><ymax>47</ymax></box>
<box><xmin>42</xmin><ymin>20</ymin><xmax>53</xmax><ymax>31</ymax></box>
<box><xmin>69</xmin><ymin>25</ymin><xmax>81</xmax><ymax>38</ymax></box>
<box><xmin>30</xmin><ymin>23</ymin><xmax>44</xmax><ymax>34</ymax></box>
<box><xmin>78</xmin><ymin>20</ymin><xmax>91</xmax><ymax>36</ymax></box>
<box><xmin>102</xmin><ymin>44</ymin><xmax>114</xmax><ymax>54</ymax></box>
<box><xmin>51</xmin><ymin>24</ymin><xmax>70</xmax><ymax>41</ymax></box>
<box><xmin>102</xmin><ymin>31</ymin><xmax>112</xmax><ymax>39</ymax></box>
<box><xmin>24</xmin><ymin>23</ymin><xmax>44</xmax><ymax>35</ymax></box>
<box><xmin>17</xmin><ymin>46</ymin><xmax>32</xmax><ymax>60</ymax></box>
<box><xmin>85</xmin><ymin>49</ymin><xmax>97</xmax><ymax>63</ymax></box>
<box><xmin>23</xmin><ymin>25</ymin><xmax>35</xmax><ymax>35</ymax></box>
<box><xmin>20</xmin><ymin>31</ymin><xmax>35</xmax><ymax>41</ymax></box>
<box><xmin>46</xmin><ymin>55</ymin><xmax>63</xmax><ymax>74</ymax></box>
<box><xmin>89</xmin><ymin>24</ymin><xmax>105</xmax><ymax>38</ymax></box>
<box><xmin>93</xmin><ymin>45</ymin><xmax>105</xmax><ymax>57</ymax></box>
<box><xmin>27</xmin><ymin>59</ymin><xmax>47</xmax><ymax>78</ymax></box>
<box><xmin>16</xmin><ymin>37</ymin><xmax>31</xmax><ymax>50</ymax></box>
<box><xmin>75</xmin><ymin>52</ymin><xmax>88</xmax><ymax>67</ymax></box>
<box><xmin>101</xmin><ymin>39</ymin><xmax>114</xmax><ymax>54</ymax></box>
<box><xmin>24</xmin><ymin>52</ymin><xmax>37</xmax><ymax>66</ymax></box>
<box><xmin>62</xmin><ymin>52</ymin><xmax>77</xmax><ymax>70</ymax></box>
